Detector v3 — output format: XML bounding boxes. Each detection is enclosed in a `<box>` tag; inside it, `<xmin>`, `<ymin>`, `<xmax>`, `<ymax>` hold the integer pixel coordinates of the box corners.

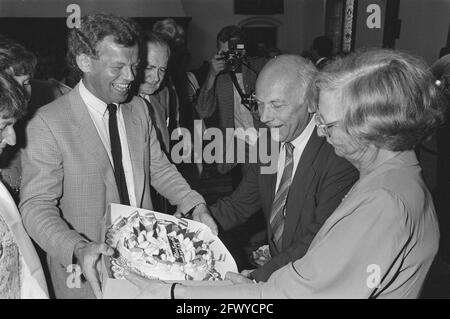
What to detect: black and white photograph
<box><xmin>0</xmin><ymin>0</ymin><xmax>449</xmax><ymax>302</ymax></box>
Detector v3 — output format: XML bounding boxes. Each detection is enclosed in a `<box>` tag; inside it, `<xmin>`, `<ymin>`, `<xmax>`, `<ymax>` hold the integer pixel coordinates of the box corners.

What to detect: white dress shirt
<box><xmin>79</xmin><ymin>80</ymin><xmax>137</xmax><ymax>207</ymax></box>
<box><xmin>275</xmin><ymin>118</ymin><xmax>316</xmax><ymax>192</ymax></box>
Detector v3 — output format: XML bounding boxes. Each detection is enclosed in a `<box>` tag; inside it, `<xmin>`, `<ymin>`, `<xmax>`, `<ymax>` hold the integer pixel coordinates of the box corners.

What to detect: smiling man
<box><xmin>192</xmin><ymin>55</ymin><xmax>358</xmax><ymax>282</ymax></box>
<box><xmin>19</xmin><ymin>14</ymin><xmax>216</xmax><ymax>299</ymax></box>
<box><xmin>137</xmin><ymin>31</ymin><xmax>171</xmax><ymax>153</ymax></box>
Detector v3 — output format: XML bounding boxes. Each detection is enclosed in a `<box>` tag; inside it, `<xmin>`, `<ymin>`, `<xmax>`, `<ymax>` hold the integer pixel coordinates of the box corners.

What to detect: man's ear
<box><xmin>75</xmin><ymin>54</ymin><xmax>92</xmax><ymax>73</ymax></box>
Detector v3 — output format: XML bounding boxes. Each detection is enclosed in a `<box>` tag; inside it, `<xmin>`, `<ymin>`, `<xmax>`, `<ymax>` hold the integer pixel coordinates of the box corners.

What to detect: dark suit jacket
<box><xmin>140</xmin><ymin>87</ymin><xmax>171</xmax><ymax>155</ymax></box>
<box><xmin>210</xmin><ymin>129</ymin><xmax>359</xmax><ymax>282</ymax></box>
<box><xmin>195</xmin><ymin>58</ymin><xmax>267</xmax><ymax>174</ymax></box>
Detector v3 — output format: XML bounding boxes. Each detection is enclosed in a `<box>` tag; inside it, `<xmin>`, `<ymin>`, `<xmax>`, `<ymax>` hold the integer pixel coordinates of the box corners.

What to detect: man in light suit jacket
<box><xmin>191</xmin><ymin>55</ymin><xmax>358</xmax><ymax>282</ymax></box>
<box><xmin>19</xmin><ymin>14</ymin><xmax>217</xmax><ymax>299</ymax></box>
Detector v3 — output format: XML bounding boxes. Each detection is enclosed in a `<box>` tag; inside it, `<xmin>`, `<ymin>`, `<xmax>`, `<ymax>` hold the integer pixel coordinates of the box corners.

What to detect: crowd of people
<box><xmin>0</xmin><ymin>12</ymin><xmax>449</xmax><ymax>299</ymax></box>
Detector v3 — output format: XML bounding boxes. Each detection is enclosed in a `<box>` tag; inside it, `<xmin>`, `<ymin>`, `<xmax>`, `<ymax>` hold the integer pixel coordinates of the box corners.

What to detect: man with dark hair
<box><xmin>195</xmin><ymin>25</ymin><xmax>267</xmax><ymax>182</ymax></box>
<box><xmin>19</xmin><ymin>13</ymin><xmax>216</xmax><ymax>299</ymax></box>
<box><xmin>311</xmin><ymin>36</ymin><xmax>333</xmax><ymax>70</ymax></box>
<box><xmin>217</xmin><ymin>25</ymin><xmax>243</xmax><ymax>45</ymax></box>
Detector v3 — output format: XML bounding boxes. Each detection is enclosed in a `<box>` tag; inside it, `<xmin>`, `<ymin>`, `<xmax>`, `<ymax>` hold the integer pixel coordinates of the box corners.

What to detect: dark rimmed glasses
<box><xmin>314</xmin><ymin>112</ymin><xmax>340</xmax><ymax>138</ymax></box>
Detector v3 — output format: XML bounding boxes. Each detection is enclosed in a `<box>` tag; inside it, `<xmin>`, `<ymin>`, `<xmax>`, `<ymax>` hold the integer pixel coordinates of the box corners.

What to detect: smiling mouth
<box><xmin>270</xmin><ymin>125</ymin><xmax>283</xmax><ymax>129</ymax></box>
<box><xmin>112</xmin><ymin>83</ymin><xmax>131</xmax><ymax>93</ymax></box>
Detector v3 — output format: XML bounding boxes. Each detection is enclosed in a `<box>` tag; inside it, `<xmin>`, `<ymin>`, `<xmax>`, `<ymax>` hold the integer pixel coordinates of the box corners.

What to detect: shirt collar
<box><xmin>79</xmin><ymin>79</ymin><xmax>118</xmax><ymax>116</ymax></box>
<box><xmin>283</xmin><ymin>116</ymin><xmax>316</xmax><ymax>150</ymax></box>
<box><xmin>139</xmin><ymin>92</ymin><xmax>151</xmax><ymax>102</ymax></box>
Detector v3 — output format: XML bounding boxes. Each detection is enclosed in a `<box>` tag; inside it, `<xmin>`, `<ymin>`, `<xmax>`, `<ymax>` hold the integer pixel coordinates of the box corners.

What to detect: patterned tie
<box><xmin>269</xmin><ymin>142</ymin><xmax>294</xmax><ymax>252</ymax></box>
<box><xmin>107</xmin><ymin>104</ymin><xmax>130</xmax><ymax>205</ymax></box>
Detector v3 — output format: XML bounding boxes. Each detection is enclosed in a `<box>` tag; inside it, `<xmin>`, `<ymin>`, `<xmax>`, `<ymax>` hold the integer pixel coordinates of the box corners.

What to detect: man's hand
<box><xmin>125</xmin><ymin>271</ymin><xmax>171</xmax><ymax>299</ymax></box>
<box><xmin>225</xmin><ymin>272</ymin><xmax>254</xmax><ymax>284</ymax></box>
<box><xmin>204</xmin><ymin>53</ymin><xmax>226</xmax><ymax>90</ymax></box>
<box><xmin>175</xmin><ymin>204</ymin><xmax>219</xmax><ymax>236</ymax></box>
<box><xmin>192</xmin><ymin>204</ymin><xmax>218</xmax><ymax>236</ymax></box>
<box><xmin>240</xmin><ymin>269</ymin><xmax>255</xmax><ymax>278</ymax></box>
<box><xmin>210</xmin><ymin>53</ymin><xmax>226</xmax><ymax>76</ymax></box>
<box><xmin>74</xmin><ymin>241</ymin><xmax>114</xmax><ymax>299</ymax></box>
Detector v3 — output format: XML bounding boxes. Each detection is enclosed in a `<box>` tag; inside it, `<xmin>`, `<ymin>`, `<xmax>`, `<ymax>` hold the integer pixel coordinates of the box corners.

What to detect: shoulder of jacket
<box><xmin>35</xmin><ymin>92</ymin><xmax>72</xmax><ymax>118</ymax></box>
<box><xmin>129</xmin><ymin>95</ymin><xmax>151</xmax><ymax>119</ymax></box>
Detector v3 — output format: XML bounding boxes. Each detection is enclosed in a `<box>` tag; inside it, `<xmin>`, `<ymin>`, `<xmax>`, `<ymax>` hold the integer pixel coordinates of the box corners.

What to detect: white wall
<box><xmin>396</xmin><ymin>0</ymin><xmax>449</xmax><ymax>65</ymax></box>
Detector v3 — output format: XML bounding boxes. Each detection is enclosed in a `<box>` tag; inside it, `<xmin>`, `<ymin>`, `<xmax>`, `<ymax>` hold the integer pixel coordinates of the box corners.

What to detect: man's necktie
<box><xmin>107</xmin><ymin>104</ymin><xmax>130</xmax><ymax>205</ymax></box>
<box><xmin>269</xmin><ymin>142</ymin><xmax>294</xmax><ymax>252</ymax></box>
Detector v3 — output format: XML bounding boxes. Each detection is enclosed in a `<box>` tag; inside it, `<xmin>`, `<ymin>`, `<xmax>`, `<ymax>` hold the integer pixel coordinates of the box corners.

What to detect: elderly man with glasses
<box><xmin>190</xmin><ymin>54</ymin><xmax>359</xmax><ymax>282</ymax></box>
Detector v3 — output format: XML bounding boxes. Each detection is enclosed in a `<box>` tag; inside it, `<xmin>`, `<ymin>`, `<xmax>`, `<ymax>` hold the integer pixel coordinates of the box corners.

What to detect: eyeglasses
<box><xmin>314</xmin><ymin>113</ymin><xmax>340</xmax><ymax>138</ymax></box>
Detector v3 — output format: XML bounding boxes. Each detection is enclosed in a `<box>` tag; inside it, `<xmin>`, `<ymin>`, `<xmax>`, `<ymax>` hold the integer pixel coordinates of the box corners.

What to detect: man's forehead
<box><xmin>96</xmin><ymin>36</ymin><xmax>138</xmax><ymax>57</ymax></box>
<box><xmin>257</xmin><ymin>70</ymin><xmax>297</xmax><ymax>90</ymax></box>
<box><xmin>147</xmin><ymin>43</ymin><xmax>169</xmax><ymax>57</ymax></box>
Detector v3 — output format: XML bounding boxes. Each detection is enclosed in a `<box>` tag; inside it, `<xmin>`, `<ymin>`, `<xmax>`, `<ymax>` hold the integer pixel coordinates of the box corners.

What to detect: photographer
<box><xmin>196</xmin><ymin>25</ymin><xmax>267</xmax><ymax>180</ymax></box>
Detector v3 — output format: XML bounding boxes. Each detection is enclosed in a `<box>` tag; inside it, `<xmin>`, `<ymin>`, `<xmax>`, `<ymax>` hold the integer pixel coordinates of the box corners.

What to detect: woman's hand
<box><xmin>125</xmin><ymin>271</ymin><xmax>171</xmax><ymax>299</ymax></box>
<box><xmin>225</xmin><ymin>271</ymin><xmax>254</xmax><ymax>284</ymax></box>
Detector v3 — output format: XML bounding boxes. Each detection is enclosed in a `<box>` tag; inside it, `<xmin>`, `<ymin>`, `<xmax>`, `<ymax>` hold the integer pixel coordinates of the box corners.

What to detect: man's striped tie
<box><xmin>269</xmin><ymin>142</ymin><xmax>294</xmax><ymax>252</ymax></box>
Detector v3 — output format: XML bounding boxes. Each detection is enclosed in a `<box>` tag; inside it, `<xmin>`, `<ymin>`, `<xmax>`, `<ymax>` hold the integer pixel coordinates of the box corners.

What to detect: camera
<box><xmin>219</xmin><ymin>38</ymin><xmax>246</xmax><ymax>71</ymax></box>
<box><xmin>241</xmin><ymin>91</ymin><xmax>258</xmax><ymax>115</ymax></box>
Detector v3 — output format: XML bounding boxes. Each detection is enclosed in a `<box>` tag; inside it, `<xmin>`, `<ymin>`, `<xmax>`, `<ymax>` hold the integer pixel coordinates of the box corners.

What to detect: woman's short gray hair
<box><xmin>316</xmin><ymin>49</ymin><xmax>447</xmax><ymax>151</ymax></box>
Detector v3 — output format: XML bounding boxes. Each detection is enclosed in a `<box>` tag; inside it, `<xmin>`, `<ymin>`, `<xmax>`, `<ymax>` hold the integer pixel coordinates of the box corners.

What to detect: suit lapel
<box><xmin>121</xmin><ymin>102</ymin><xmax>145</xmax><ymax>206</ymax></box>
<box><xmin>282</xmin><ymin>129</ymin><xmax>323</xmax><ymax>247</ymax></box>
<box><xmin>242</xmin><ymin>64</ymin><xmax>257</xmax><ymax>94</ymax></box>
<box><xmin>144</xmin><ymin>95</ymin><xmax>170</xmax><ymax>153</ymax></box>
<box><xmin>242</xmin><ymin>65</ymin><xmax>262</xmax><ymax>129</ymax></box>
<box><xmin>225</xmin><ymin>74</ymin><xmax>235</xmax><ymax>125</ymax></box>
<box><xmin>68</xmin><ymin>86</ymin><xmax>119</xmax><ymax>203</ymax></box>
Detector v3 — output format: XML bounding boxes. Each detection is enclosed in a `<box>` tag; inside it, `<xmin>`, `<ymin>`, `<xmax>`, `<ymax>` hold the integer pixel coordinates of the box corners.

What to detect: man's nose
<box><xmin>259</xmin><ymin>104</ymin><xmax>272</xmax><ymax>124</ymax></box>
<box><xmin>3</xmin><ymin>126</ymin><xmax>16</xmax><ymax>146</ymax></box>
<box><xmin>123</xmin><ymin>66</ymin><xmax>135</xmax><ymax>81</ymax></box>
<box><xmin>155</xmin><ymin>69</ymin><xmax>161</xmax><ymax>82</ymax></box>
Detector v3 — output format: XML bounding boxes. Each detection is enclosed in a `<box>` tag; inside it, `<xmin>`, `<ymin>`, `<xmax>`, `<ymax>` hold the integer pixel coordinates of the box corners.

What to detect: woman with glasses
<box><xmin>0</xmin><ymin>36</ymin><xmax>70</xmax><ymax>203</ymax></box>
<box><xmin>0</xmin><ymin>36</ymin><xmax>36</xmax><ymax>202</ymax></box>
<box><xmin>125</xmin><ymin>48</ymin><xmax>446</xmax><ymax>298</ymax></box>
<box><xmin>0</xmin><ymin>72</ymin><xmax>48</xmax><ymax>298</ymax></box>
